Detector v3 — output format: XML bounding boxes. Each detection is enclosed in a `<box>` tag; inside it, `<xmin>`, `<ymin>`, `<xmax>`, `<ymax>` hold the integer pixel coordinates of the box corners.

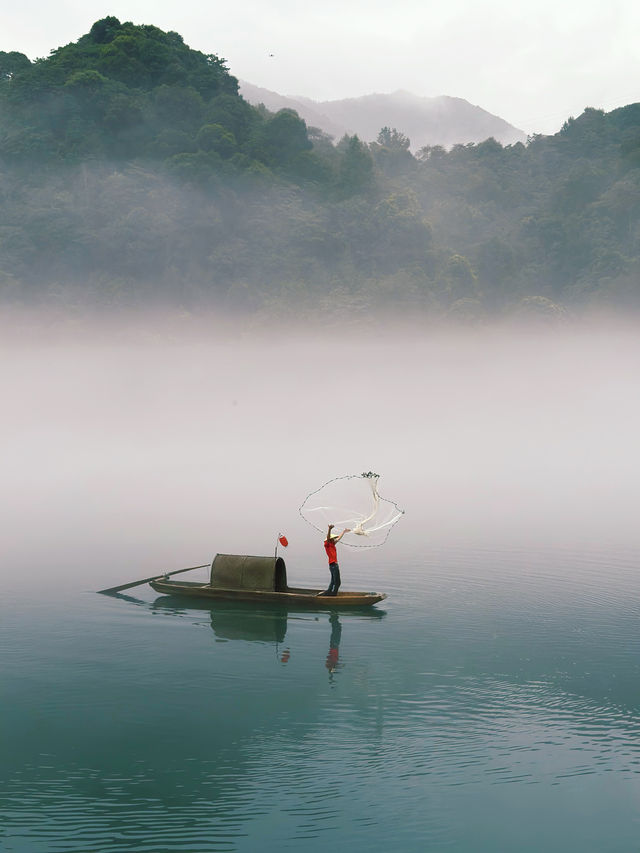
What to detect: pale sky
<box><xmin>3</xmin><ymin>0</ymin><xmax>639</xmax><ymax>134</ymax></box>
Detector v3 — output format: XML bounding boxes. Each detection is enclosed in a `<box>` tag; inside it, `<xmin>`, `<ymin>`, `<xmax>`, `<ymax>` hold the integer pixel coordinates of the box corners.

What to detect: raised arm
<box><xmin>333</xmin><ymin>528</ymin><xmax>351</xmax><ymax>542</ymax></box>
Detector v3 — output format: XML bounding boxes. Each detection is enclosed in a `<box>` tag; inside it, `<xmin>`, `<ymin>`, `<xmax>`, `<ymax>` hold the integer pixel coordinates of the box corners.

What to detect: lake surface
<box><xmin>2</xmin><ymin>324</ymin><xmax>640</xmax><ymax>851</ymax></box>
<box><xmin>3</xmin><ymin>547</ymin><xmax>640</xmax><ymax>852</ymax></box>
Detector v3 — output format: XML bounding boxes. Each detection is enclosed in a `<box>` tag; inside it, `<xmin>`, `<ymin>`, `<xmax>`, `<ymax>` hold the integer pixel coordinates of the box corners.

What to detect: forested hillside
<box><xmin>1</xmin><ymin>18</ymin><xmax>639</xmax><ymax>320</ymax></box>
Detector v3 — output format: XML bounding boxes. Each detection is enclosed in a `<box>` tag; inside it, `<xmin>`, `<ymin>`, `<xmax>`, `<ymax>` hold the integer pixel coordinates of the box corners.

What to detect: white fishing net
<box><xmin>299</xmin><ymin>472</ymin><xmax>404</xmax><ymax>547</ymax></box>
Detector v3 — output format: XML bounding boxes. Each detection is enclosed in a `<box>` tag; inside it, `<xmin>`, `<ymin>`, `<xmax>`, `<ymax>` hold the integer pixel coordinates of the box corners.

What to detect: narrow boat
<box><xmin>148</xmin><ymin>553</ymin><xmax>386</xmax><ymax>608</ymax></box>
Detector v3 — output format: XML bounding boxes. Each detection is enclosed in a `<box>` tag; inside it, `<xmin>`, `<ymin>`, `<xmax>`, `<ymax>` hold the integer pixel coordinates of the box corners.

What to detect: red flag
<box><xmin>278</xmin><ymin>534</ymin><xmax>289</xmax><ymax>547</ymax></box>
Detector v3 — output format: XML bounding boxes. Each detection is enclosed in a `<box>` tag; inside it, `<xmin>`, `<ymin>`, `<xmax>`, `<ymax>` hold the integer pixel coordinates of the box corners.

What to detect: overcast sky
<box><xmin>3</xmin><ymin>0</ymin><xmax>639</xmax><ymax>135</ymax></box>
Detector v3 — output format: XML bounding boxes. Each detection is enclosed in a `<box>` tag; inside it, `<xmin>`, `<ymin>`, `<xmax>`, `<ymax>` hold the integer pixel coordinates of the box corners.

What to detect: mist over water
<box><xmin>3</xmin><ymin>316</ymin><xmax>640</xmax><ymax>853</ymax></box>
<box><xmin>3</xmin><ymin>317</ymin><xmax>639</xmax><ymax>587</ymax></box>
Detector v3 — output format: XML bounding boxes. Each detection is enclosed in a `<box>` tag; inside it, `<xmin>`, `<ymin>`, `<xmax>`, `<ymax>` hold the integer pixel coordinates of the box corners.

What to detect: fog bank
<box><xmin>3</xmin><ymin>318</ymin><xmax>639</xmax><ymax>589</ymax></box>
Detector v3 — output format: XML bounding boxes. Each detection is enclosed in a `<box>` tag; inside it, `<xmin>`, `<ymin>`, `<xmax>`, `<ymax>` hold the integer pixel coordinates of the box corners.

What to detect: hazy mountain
<box><xmin>238</xmin><ymin>82</ymin><xmax>347</xmax><ymax>140</ymax></box>
<box><xmin>239</xmin><ymin>83</ymin><xmax>526</xmax><ymax>149</ymax></box>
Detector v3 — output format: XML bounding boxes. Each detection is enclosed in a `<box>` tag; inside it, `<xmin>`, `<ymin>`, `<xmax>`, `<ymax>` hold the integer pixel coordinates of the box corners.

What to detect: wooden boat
<box><xmin>148</xmin><ymin>553</ymin><xmax>386</xmax><ymax>608</ymax></box>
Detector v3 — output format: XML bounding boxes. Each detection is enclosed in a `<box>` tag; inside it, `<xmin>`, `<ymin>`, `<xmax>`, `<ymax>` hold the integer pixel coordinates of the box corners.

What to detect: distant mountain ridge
<box><xmin>239</xmin><ymin>83</ymin><xmax>526</xmax><ymax>149</ymax></box>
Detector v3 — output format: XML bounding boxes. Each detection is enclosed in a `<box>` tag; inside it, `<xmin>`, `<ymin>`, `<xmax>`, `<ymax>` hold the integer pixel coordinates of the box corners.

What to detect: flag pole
<box><xmin>275</xmin><ymin>532</ymin><xmax>288</xmax><ymax>561</ymax></box>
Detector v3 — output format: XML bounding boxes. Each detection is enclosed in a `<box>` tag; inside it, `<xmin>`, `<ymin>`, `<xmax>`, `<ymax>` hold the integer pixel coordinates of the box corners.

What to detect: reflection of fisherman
<box><xmin>325</xmin><ymin>611</ymin><xmax>342</xmax><ymax>673</ymax></box>
<box><xmin>319</xmin><ymin>523</ymin><xmax>349</xmax><ymax>596</ymax></box>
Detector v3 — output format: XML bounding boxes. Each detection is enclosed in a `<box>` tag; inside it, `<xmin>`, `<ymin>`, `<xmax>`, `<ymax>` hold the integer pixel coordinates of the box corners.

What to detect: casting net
<box><xmin>299</xmin><ymin>472</ymin><xmax>404</xmax><ymax>547</ymax></box>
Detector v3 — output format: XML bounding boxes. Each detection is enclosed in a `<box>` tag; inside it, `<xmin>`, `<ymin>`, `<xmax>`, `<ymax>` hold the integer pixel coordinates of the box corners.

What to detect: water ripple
<box><xmin>4</xmin><ymin>546</ymin><xmax>640</xmax><ymax>851</ymax></box>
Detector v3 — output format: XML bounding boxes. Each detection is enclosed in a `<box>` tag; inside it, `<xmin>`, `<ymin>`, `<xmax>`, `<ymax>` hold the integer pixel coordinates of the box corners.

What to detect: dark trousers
<box><xmin>327</xmin><ymin>562</ymin><xmax>341</xmax><ymax>595</ymax></box>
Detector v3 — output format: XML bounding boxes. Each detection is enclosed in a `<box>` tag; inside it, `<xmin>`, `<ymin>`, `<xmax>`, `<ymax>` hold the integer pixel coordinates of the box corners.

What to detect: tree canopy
<box><xmin>0</xmin><ymin>20</ymin><xmax>639</xmax><ymax>321</ymax></box>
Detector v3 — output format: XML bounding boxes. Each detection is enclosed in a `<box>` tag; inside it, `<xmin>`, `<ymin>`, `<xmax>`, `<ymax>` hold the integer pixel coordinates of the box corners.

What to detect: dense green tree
<box><xmin>153</xmin><ymin>85</ymin><xmax>205</xmax><ymax>129</ymax></box>
<box><xmin>416</xmin><ymin>144</ymin><xmax>446</xmax><ymax>162</ymax></box>
<box><xmin>337</xmin><ymin>135</ymin><xmax>374</xmax><ymax>196</ymax></box>
<box><xmin>205</xmin><ymin>93</ymin><xmax>257</xmax><ymax>144</ymax></box>
<box><xmin>370</xmin><ymin>126</ymin><xmax>415</xmax><ymax>177</ymax></box>
<box><xmin>376</xmin><ymin>127</ymin><xmax>410</xmax><ymax>150</ymax></box>
<box><xmin>254</xmin><ymin>108</ymin><xmax>312</xmax><ymax>168</ymax></box>
<box><xmin>0</xmin><ymin>51</ymin><xmax>31</xmax><ymax>81</ymax></box>
<box><xmin>473</xmin><ymin>237</ymin><xmax>518</xmax><ymax>304</ymax></box>
<box><xmin>440</xmin><ymin>254</ymin><xmax>479</xmax><ymax>302</ymax></box>
<box><xmin>196</xmin><ymin>123</ymin><xmax>236</xmax><ymax>157</ymax></box>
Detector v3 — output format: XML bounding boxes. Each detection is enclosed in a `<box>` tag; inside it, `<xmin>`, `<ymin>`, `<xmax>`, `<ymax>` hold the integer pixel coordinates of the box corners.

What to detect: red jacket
<box><xmin>324</xmin><ymin>538</ymin><xmax>337</xmax><ymax>563</ymax></box>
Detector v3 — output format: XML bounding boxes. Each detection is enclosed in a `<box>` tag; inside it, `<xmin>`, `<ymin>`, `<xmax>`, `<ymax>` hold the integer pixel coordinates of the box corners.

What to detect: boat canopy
<box><xmin>210</xmin><ymin>554</ymin><xmax>288</xmax><ymax>592</ymax></box>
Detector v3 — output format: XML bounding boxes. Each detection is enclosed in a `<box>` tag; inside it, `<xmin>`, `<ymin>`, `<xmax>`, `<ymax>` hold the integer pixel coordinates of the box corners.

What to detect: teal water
<box><xmin>3</xmin><ymin>328</ymin><xmax>640</xmax><ymax>851</ymax></box>
<box><xmin>3</xmin><ymin>547</ymin><xmax>640</xmax><ymax>853</ymax></box>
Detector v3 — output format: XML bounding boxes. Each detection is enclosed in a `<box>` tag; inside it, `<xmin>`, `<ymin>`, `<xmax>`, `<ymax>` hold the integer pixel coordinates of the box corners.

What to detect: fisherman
<box><xmin>319</xmin><ymin>523</ymin><xmax>349</xmax><ymax>596</ymax></box>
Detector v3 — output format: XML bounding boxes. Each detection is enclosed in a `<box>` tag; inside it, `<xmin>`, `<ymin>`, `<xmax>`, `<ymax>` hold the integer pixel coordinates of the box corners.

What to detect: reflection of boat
<box><xmin>153</xmin><ymin>597</ymin><xmax>289</xmax><ymax>643</ymax></box>
<box><xmin>149</xmin><ymin>554</ymin><xmax>386</xmax><ymax>608</ymax></box>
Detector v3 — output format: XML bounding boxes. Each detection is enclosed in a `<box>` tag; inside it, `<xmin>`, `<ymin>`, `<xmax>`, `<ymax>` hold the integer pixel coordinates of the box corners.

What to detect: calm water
<box><xmin>3</xmin><ymin>326</ymin><xmax>640</xmax><ymax>851</ymax></box>
<box><xmin>3</xmin><ymin>547</ymin><xmax>640</xmax><ymax>853</ymax></box>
